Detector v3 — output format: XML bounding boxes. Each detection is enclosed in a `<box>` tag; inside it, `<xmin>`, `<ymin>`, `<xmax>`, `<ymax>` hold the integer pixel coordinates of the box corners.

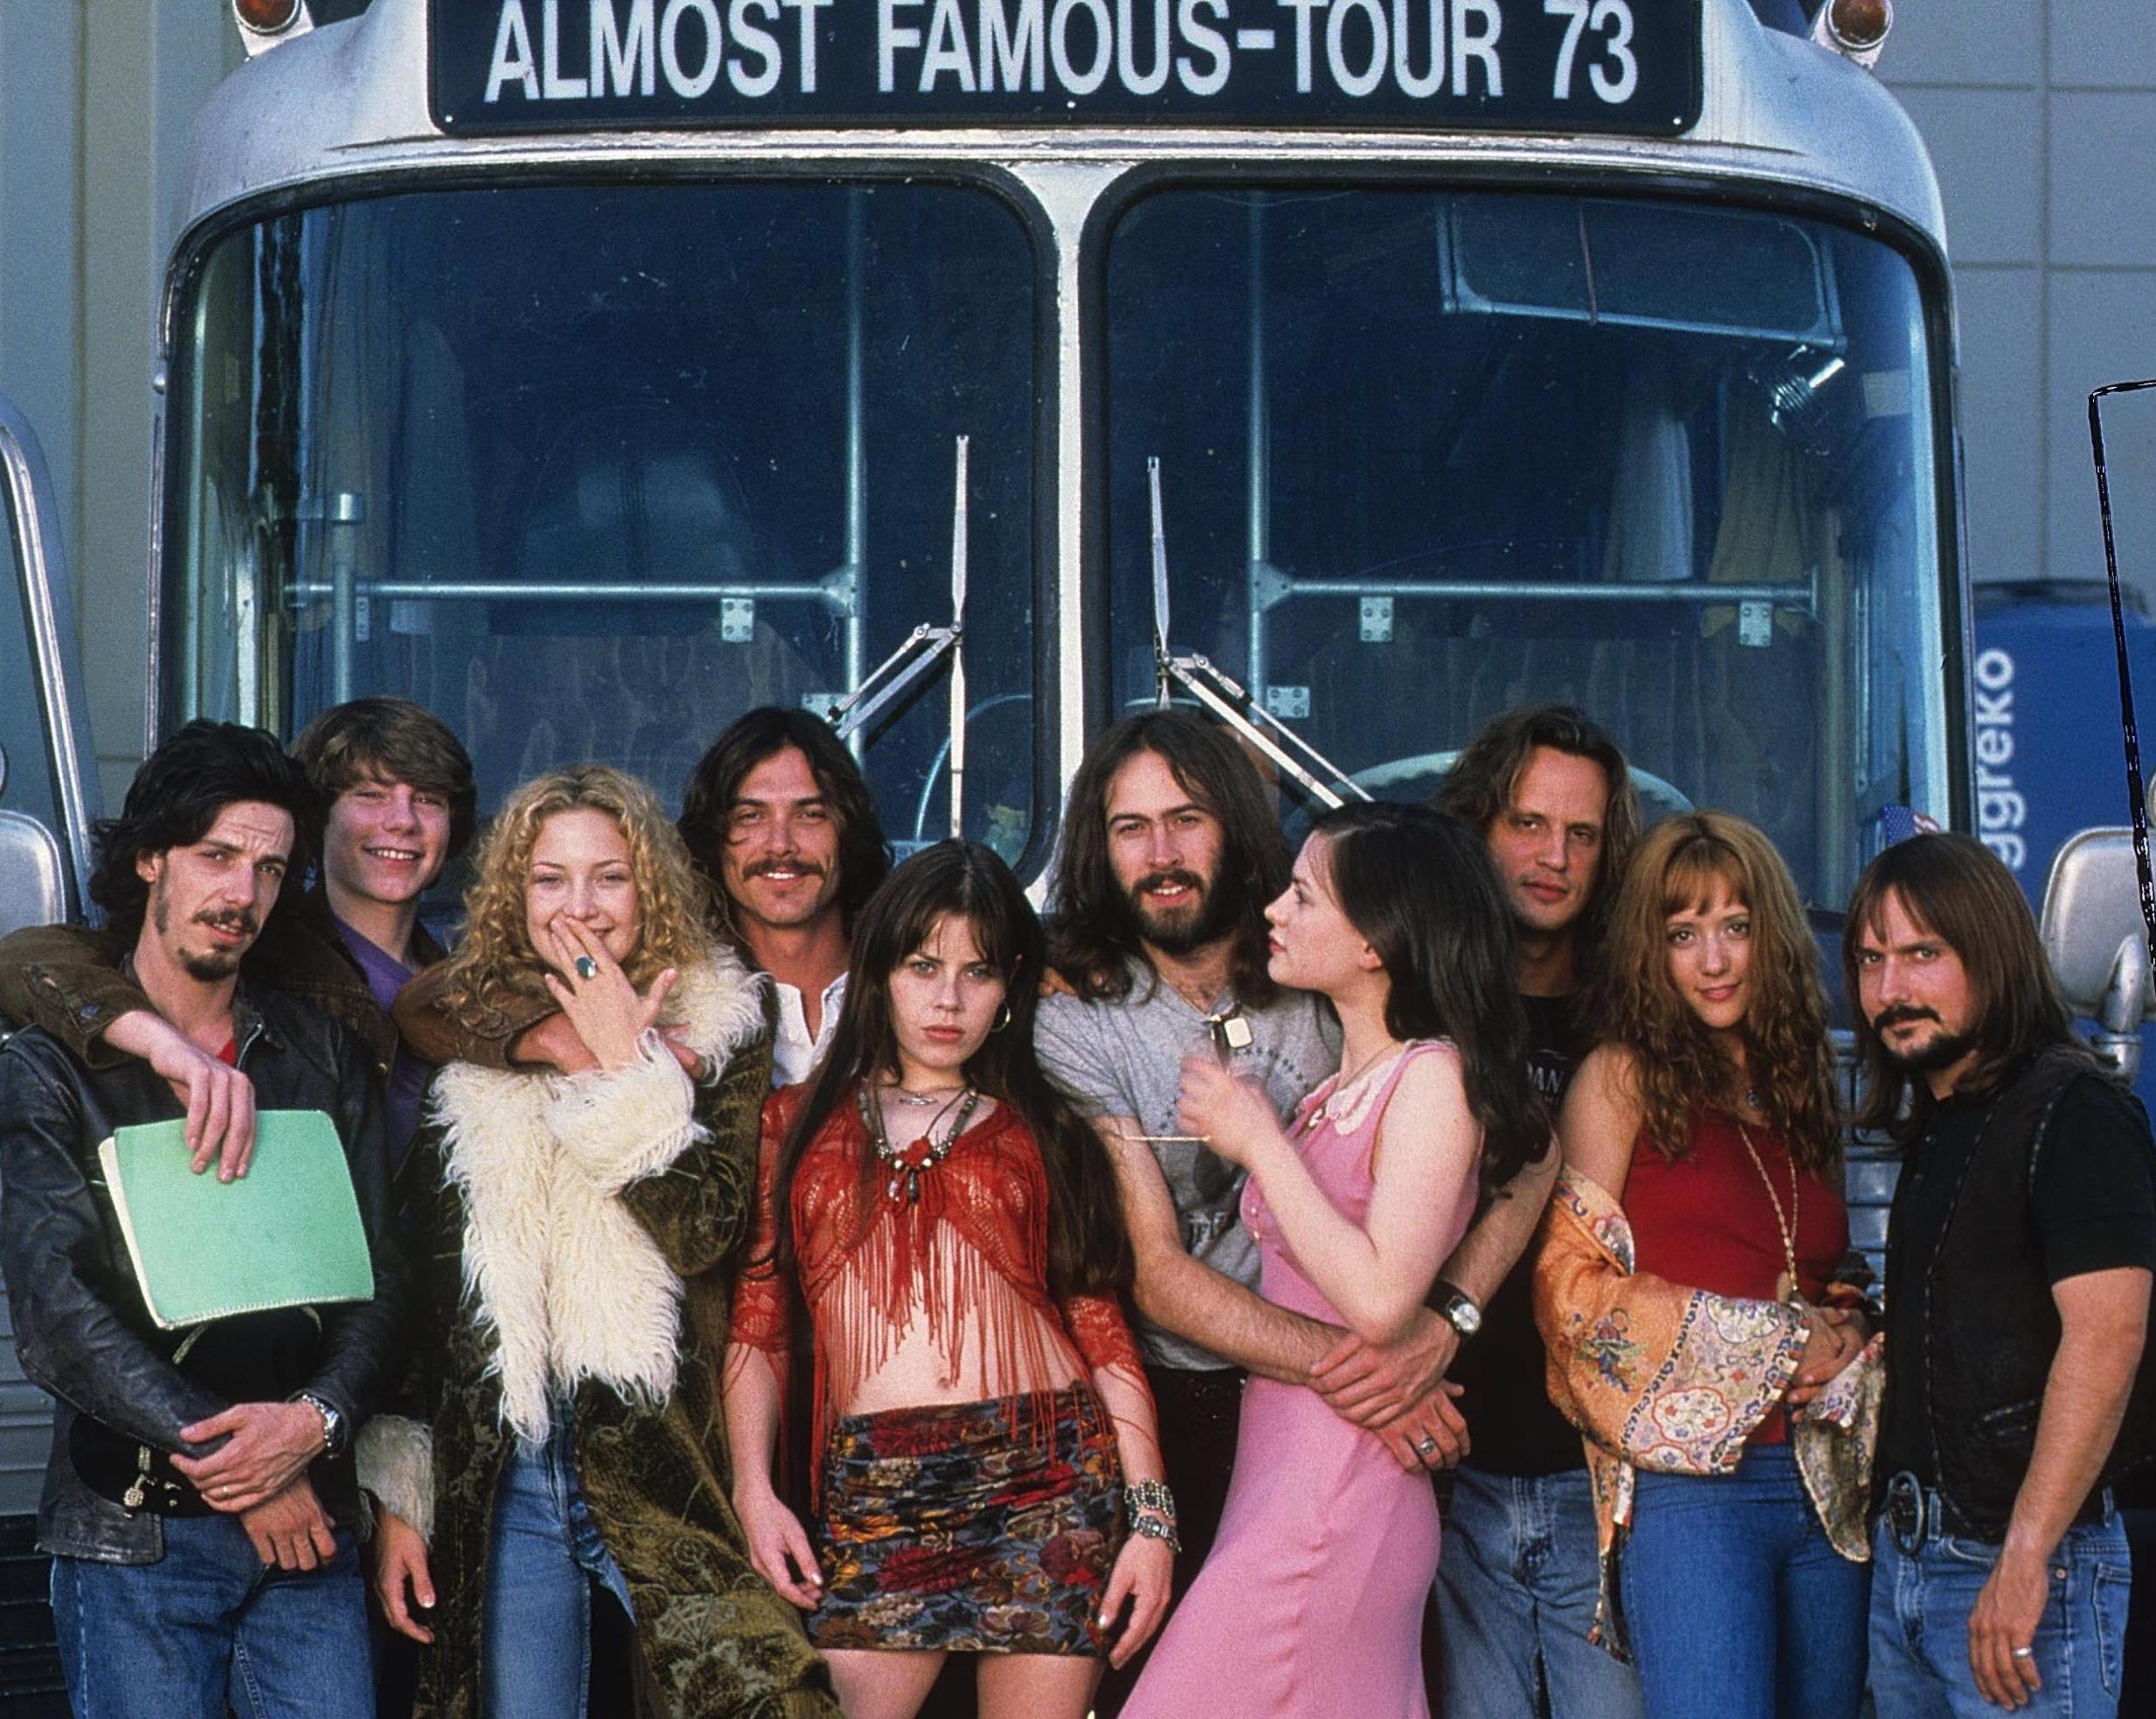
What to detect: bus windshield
<box><xmin>163</xmin><ymin>180</ymin><xmax>1041</xmax><ymax>864</ymax></box>
<box><xmin>1104</xmin><ymin>186</ymin><xmax>1951</xmax><ymax>913</ymax></box>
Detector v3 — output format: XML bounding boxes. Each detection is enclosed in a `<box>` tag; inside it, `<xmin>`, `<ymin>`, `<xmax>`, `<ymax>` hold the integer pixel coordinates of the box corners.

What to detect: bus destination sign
<box><xmin>432</xmin><ymin>0</ymin><xmax>1703</xmax><ymax>135</ymax></box>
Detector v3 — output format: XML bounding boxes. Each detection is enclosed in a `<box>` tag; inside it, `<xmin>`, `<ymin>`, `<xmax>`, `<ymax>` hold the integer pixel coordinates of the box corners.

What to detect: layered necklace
<box><xmin>860</xmin><ymin>1082</ymin><xmax>981</xmax><ymax>1205</ymax></box>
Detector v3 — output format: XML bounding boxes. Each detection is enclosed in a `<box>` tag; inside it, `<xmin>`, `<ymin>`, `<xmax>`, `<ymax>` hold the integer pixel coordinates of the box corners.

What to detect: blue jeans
<box><xmin>49</xmin><ymin>1514</ymin><xmax>372</xmax><ymax>1719</ymax></box>
<box><xmin>1620</xmin><ymin>1444</ymin><xmax>1869</xmax><ymax>1719</ymax></box>
<box><xmin>1437</xmin><ymin>1465</ymin><xmax>1648</xmax><ymax>1719</ymax></box>
<box><xmin>1869</xmin><ymin>1509</ymin><xmax>2132</xmax><ymax>1718</ymax></box>
<box><xmin>482</xmin><ymin>1408</ymin><xmax>636</xmax><ymax>1719</ymax></box>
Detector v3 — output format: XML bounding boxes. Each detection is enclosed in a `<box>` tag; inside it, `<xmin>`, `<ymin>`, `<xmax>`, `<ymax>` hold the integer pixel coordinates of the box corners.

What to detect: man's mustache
<box><xmin>1132</xmin><ymin>869</ymin><xmax>1206</xmax><ymax>901</ymax></box>
<box><xmin>1870</xmin><ymin>1004</ymin><xmax>1940</xmax><ymax>1032</ymax></box>
<box><xmin>193</xmin><ymin>909</ymin><xmax>259</xmax><ymax>938</ymax></box>
<box><xmin>745</xmin><ymin>858</ymin><xmax>825</xmax><ymax>880</ymax></box>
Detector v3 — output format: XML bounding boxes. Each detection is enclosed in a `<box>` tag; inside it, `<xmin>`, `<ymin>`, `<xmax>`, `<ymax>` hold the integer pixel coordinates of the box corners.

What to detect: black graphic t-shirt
<box><xmin>1448</xmin><ymin>992</ymin><xmax>1592</xmax><ymax>1479</ymax></box>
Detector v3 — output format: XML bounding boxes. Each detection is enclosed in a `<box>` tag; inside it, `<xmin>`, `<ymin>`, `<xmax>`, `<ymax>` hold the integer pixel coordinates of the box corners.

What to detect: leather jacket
<box><xmin>0</xmin><ymin>978</ymin><xmax>405</xmax><ymax>1564</ymax></box>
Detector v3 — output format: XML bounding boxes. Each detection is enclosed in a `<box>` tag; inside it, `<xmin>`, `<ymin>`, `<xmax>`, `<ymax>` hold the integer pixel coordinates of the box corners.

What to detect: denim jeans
<box><xmin>49</xmin><ymin>1514</ymin><xmax>373</xmax><ymax>1719</ymax></box>
<box><xmin>481</xmin><ymin>1407</ymin><xmax>636</xmax><ymax>1719</ymax></box>
<box><xmin>1620</xmin><ymin>1443</ymin><xmax>1869</xmax><ymax>1719</ymax></box>
<box><xmin>1436</xmin><ymin>1465</ymin><xmax>1648</xmax><ymax>1719</ymax></box>
<box><xmin>1869</xmin><ymin>1509</ymin><xmax>2132</xmax><ymax>1718</ymax></box>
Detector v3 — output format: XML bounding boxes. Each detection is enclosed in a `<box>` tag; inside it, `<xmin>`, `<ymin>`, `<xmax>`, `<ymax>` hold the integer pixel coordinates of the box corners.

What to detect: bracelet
<box><xmin>289</xmin><ymin>1391</ymin><xmax>347</xmax><ymax>1458</ymax></box>
<box><xmin>1126</xmin><ymin>1479</ymin><xmax>1180</xmax><ymax>1551</ymax></box>
<box><xmin>1125</xmin><ymin>1478</ymin><xmax>1177</xmax><ymax>1522</ymax></box>
<box><xmin>1130</xmin><ymin>1509</ymin><xmax>1181</xmax><ymax>1553</ymax></box>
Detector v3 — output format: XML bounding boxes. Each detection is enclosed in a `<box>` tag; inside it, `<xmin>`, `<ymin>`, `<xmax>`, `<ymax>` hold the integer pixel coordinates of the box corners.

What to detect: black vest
<box><xmin>1904</xmin><ymin>1046</ymin><xmax>2153</xmax><ymax>1538</ymax></box>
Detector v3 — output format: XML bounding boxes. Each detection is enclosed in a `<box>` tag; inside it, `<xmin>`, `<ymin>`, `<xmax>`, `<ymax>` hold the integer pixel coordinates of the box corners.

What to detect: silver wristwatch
<box><xmin>292</xmin><ymin>1391</ymin><xmax>348</xmax><ymax>1458</ymax></box>
<box><xmin>1434</xmin><ymin>1282</ymin><xmax>1483</xmax><ymax>1340</ymax></box>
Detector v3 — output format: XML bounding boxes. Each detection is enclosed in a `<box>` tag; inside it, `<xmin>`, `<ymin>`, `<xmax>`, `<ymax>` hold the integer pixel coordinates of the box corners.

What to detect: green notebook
<box><xmin>96</xmin><ymin>1108</ymin><xmax>374</xmax><ymax>1330</ymax></box>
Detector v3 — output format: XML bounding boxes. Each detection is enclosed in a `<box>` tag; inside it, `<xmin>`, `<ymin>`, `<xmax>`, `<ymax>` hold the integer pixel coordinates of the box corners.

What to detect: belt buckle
<box><xmin>1885</xmin><ymin>1471</ymin><xmax>1925</xmax><ymax>1556</ymax></box>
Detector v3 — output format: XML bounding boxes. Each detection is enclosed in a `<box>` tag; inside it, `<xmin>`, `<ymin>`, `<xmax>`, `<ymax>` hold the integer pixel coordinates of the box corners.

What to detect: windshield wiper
<box><xmin>1148</xmin><ymin>457</ymin><xmax>1370</xmax><ymax>811</ymax></box>
<box><xmin>830</xmin><ymin>436</ymin><xmax>971</xmax><ymax>840</ymax></box>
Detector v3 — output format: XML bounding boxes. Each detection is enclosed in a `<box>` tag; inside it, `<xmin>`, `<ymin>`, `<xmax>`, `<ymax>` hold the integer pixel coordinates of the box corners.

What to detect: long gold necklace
<box><xmin>1733</xmin><ymin>1118</ymin><xmax>1804</xmax><ymax>1307</ymax></box>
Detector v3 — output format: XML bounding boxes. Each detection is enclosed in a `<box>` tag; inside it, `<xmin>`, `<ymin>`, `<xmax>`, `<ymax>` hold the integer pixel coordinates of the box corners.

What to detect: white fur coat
<box><xmin>358</xmin><ymin>951</ymin><xmax>764</xmax><ymax>1536</ymax></box>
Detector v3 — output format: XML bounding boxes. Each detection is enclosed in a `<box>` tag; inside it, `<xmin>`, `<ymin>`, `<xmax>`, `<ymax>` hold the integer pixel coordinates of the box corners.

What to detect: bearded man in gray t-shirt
<box><xmin>1037</xmin><ymin>711</ymin><xmax>1558</xmax><ymax>1714</ymax></box>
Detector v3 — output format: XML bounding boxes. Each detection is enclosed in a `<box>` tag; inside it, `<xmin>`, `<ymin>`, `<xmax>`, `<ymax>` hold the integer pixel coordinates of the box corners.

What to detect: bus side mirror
<box><xmin>0</xmin><ymin>808</ymin><xmax>66</xmax><ymax>941</ymax></box>
<box><xmin>2038</xmin><ymin>827</ymin><xmax>2155</xmax><ymax>1083</ymax></box>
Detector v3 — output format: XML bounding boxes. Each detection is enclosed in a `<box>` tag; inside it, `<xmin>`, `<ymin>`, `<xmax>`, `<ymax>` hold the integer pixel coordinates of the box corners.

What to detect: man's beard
<box><xmin>1123</xmin><ymin>868</ymin><xmax>1238</xmax><ymax>957</ymax></box>
<box><xmin>154</xmin><ymin>889</ymin><xmax>254</xmax><ymax>981</ymax></box>
<box><xmin>178</xmin><ymin>946</ymin><xmax>244</xmax><ymax>981</ymax></box>
<box><xmin>1870</xmin><ymin>1006</ymin><xmax>1976</xmax><ymax>1073</ymax></box>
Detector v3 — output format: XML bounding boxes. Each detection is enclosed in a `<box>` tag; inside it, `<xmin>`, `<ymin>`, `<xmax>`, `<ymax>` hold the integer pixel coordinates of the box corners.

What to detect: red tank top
<box><xmin>1624</xmin><ymin>1109</ymin><xmax>1847</xmax><ymax>1445</ymax></box>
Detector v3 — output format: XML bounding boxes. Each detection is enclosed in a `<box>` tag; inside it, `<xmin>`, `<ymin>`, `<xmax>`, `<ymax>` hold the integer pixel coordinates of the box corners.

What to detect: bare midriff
<box><xmin>823</xmin><ymin>1225</ymin><xmax>1089</xmax><ymax>1417</ymax></box>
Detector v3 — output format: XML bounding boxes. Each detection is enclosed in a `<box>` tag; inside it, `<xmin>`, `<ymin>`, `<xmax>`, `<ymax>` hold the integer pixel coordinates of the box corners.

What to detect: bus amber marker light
<box><xmin>1827</xmin><ymin>0</ymin><xmax>1892</xmax><ymax>54</ymax></box>
<box><xmin>233</xmin><ymin>0</ymin><xmax>304</xmax><ymax>37</ymax></box>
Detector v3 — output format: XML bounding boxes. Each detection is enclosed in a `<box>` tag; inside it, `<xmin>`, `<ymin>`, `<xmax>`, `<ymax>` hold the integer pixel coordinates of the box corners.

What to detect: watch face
<box><xmin>1447</xmin><ymin>1297</ymin><xmax>1482</xmax><ymax>1336</ymax></box>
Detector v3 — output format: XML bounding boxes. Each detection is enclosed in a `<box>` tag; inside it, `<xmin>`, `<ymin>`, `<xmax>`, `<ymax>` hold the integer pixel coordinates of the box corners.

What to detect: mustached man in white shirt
<box><xmin>675</xmin><ymin>708</ymin><xmax>891</xmax><ymax>1085</ymax></box>
<box><xmin>397</xmin><ymin>708</ymin><xmax>890</xmax><ymax>1091</ymax></box>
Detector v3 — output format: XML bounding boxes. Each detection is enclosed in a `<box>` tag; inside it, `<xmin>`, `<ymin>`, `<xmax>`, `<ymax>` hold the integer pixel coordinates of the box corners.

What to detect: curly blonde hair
<box><xmin>1588</xmin><ymin>811</ymin><xmax>1840</xmax><ymax>1173</ymax></box>
<box><xmin>434</xmin><ymin>765</ymin><xmax>723</xmax><ymax>1017</ymax></box>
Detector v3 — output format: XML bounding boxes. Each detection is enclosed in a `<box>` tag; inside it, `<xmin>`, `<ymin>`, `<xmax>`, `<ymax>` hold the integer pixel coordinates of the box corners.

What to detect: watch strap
<box><xmin>1434</xmin><ymin>1281</ymin><xmax>1482</xmax><ymax>1337</ymax></box>
<box><xmin>292</xmin><ymin>1391</ymin><xmax>347</xmax><ymax>1457</ymax></box>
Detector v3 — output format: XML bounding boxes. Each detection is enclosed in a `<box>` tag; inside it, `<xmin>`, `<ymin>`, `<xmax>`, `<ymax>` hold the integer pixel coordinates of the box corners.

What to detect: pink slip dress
<box><xmin>1123</xmin><ymin>1040</ymin><xmax>1479</xmax><ymax>1719</ymax></box>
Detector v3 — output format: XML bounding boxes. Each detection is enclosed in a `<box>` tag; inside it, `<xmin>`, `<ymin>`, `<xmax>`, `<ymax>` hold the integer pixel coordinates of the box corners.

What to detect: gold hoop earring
<box><xmin>989</xmin><ymin>1003</ymin><xmax>1013</xmax><ymax>1033</ymax></box>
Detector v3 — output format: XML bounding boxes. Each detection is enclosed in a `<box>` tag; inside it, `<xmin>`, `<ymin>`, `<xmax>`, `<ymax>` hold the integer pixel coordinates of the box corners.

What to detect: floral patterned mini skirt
<box><xmin>810</xmin><ymin>1383</ymin><xmax>1123</xmax><ymax>1654</ymax></box>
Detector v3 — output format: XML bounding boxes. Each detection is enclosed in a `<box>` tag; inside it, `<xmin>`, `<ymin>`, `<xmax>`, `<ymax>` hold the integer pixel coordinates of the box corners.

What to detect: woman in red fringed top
<box><xmin>724</xmin><ymin>841</ymin><xmax>1173</xmax><ymax>1719</ymax></box>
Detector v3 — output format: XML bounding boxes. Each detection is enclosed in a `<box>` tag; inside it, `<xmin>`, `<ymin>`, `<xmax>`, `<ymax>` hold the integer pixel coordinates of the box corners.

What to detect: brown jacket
<box><xmin>391</xmin><ymin>956</ymin><xmax>553</xmax><ymax>1071</ymax></box>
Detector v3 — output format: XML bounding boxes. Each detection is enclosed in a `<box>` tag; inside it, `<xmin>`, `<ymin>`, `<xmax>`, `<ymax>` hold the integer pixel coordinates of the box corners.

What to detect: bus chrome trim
<box><xmin>172</xmin><ymin>0</ymin><xmax>1947</xmax><ymax>287</ymax></box>
<box><xmin>0</xmin><ymin>394</ymin><xmax>98</xmax><ymax>913</ymax></box>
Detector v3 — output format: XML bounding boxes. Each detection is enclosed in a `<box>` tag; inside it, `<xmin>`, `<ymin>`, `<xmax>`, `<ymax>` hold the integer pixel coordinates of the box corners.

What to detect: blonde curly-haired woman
<box><xmin>359</xmin><ymin>764</ymin><xmax>839</xmax><ymax>1719</ymax></box>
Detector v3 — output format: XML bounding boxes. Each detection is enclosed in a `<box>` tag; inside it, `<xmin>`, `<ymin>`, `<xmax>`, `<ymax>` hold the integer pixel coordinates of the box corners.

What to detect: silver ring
<box><xmin>2012</xmin><ymin>1647</ymin><xmax>2034</xmax><ymax>1660</ymax></box>
<box><xmin>1415</xmin><ymin>1436</ymin><xmax>1439</xmax><ymax>1458</ymax></box>
<box><xmin>574</xmin><ymin>956</ymin><xmax>598</xmax><ymax>981</ymax></box>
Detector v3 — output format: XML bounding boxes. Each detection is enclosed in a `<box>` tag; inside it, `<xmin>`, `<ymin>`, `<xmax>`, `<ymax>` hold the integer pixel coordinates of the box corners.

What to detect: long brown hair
<box><xmin>1314</xmin><ymin>802</ymin><xmax>1551</xmax><ymax>1202</ymax></box>
<box><xmin>1432</xmin><ymin>702</ymin><xmax>1642</xmax><ymax>984</ymax></box>
<box><xmin>1844</xmin><ymin>832</ymin><xmax>2087</xmax><ymax>1143</ymax></box>
<box><xmin>1045</xmin><ymin>711</ymin><xmax>1290</xmax><ymax>1005</ymax></box>
<box><xmin>675</xmin><ymin>706</ymin><xmax>891</xmax><ymax>934</ymax></box>
<box><xmin>433</xmin><ymin>765</ymin><xmax>719</xmax><ymax>1017</ymax></box>
<box><xmin>1590</xmin><ymin>811</ymin><xmax>1840</xmax><ymax>1171</ymax></box>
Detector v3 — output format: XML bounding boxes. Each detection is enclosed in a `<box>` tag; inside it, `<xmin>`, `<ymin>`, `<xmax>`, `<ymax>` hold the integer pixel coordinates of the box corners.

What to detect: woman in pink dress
<box><xmin>1123</xmin><ymin>802</ymin><xmax>1551</xmax><ymax>1719</ymax></box>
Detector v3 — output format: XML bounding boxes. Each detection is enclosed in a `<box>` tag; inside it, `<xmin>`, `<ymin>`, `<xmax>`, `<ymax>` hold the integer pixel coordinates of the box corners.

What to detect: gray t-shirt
<box><xmin>1034</xmin><ymin>959</ymin><xmax>1341</xmax><ymax>1371</ymax></box>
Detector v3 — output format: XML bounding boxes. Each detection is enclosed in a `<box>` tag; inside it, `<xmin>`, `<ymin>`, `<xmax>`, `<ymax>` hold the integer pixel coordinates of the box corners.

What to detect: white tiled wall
<box><xmin>1886</xmin><ymin>2</ymin><xmax>2156</xmax><ymax>601</ymax></box>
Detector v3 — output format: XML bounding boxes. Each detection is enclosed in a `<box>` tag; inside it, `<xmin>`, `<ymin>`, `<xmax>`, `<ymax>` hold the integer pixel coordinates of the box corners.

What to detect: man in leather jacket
<box><xmin>0</xmin><ymin>696</ymin><xmax>474</xmax><ymax>1177</ymax></box>
<box><xmin>0</xmin><ymin>721</ymin><xmax>404</xmax><ymax>1719</ymax></box>
<box><xmin>1848</xmin><ymin>833</ymin><xmax>2155</xmax><ymax>1719</ymax></box>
